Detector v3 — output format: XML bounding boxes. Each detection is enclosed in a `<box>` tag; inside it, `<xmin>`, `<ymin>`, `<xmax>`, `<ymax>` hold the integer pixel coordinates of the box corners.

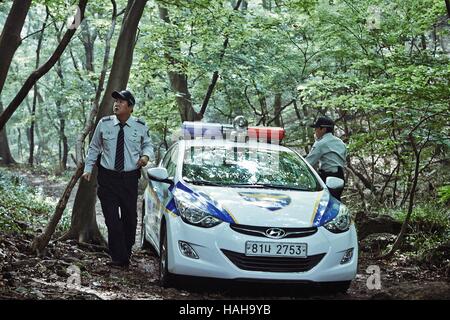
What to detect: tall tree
<box><xmin>0</xmin><ymin>0</ymin><xmax>32</xmax><ymax>96</ymax></box>
<box><xmin>0</xmin><ymin>101</ymin><xmax>15</xmax><ymax>165</ymax></box>
<box><xmin>0</xmin><ymin>0</ymin><xmax>88</xmax><ymax>132</ymax></box>
<box><xmin>63</xmin><ymin>0</ymin><xmax>147</xmax><ymax>245</ymax></box>
<box><xmin>28</xmin><ymin>9</ymin><xmax>50</xmax><ymax>166</ymax></box>
<box><xmin>199</xmin><ymin>0</ymin><xmax>243</xmax><ymax>118</ymax></box>
<box><xmin>158</xmin><ymin>5</ymin><xmax>201</xmax><ymax>122</ymax></box>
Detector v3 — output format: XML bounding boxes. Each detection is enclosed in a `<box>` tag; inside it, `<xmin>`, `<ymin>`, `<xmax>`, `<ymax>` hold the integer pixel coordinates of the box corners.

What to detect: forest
<box><xmin>0</xmin><ymin>0</ymin><xmax>449</xmax><ymax>301</ymax></box>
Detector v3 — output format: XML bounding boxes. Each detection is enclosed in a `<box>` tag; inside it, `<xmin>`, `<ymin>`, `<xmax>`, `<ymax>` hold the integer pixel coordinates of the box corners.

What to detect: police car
<box><xmin>140</xmin><ymin>117</ymin><xmax>357</xmax><ymax>291</ymax></box>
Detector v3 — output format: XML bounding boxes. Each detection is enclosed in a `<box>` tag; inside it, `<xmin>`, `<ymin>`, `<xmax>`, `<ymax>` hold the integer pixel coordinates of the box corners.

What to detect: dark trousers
<box><xmin>319</xmin><ymin>167</ymin><xmax>345</xmax><ymax>201</ymax></box>
<box><xmin>97</xmin><ymin>165</ymin><xmax>140</xmax><ymax>263</ymax></box>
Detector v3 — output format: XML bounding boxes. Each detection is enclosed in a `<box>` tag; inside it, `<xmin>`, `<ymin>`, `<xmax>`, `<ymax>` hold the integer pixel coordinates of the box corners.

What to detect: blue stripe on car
<box><xmin>169</xmin><ymin>181</ymin><xmax>236</xmax><ymax>223</ymax></box>
<box><xmin>166</xmin><ymin>198</ymin><xmax>178</xmax><ymax>214</ymax></box>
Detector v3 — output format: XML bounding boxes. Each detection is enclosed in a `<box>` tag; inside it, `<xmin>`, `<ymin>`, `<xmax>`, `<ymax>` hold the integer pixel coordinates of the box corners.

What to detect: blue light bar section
<box><xmin>182</xmin><ymin>122</ymin><xmax>224</xmax><ymax>139</ymax></box>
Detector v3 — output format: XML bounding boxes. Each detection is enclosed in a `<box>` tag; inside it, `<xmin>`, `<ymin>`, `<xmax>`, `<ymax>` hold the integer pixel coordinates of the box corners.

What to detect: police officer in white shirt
<box><xmin>305</xmin><ymin>116</ymin><xmax>347</xmax><ymax>200</ymax></box>
<box><xmin>82</xmin><ymin>89</ymin><xmax>154</xmax><ymax>268</ymax></box>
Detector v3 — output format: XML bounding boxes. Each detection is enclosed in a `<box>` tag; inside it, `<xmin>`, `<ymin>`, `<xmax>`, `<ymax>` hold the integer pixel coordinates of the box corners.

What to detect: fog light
<box><xmin>340</xmin><ymin>248</ymin><xmax>354</xmax><ymax>264</ymax></box>
<box><xmin>178</xmin><ymin>241</ymin><xmax>199</xmax><ymax>259</ymax></box>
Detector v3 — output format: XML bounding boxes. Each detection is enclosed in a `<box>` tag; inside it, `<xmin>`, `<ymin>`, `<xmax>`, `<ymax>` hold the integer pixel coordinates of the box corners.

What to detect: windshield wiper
<box><xmin>229</xmin><ymin>183</ymin><xmax>312</xmax><ymax>191</ymax></box>
<box><xmin>185</xmin><ymin>179</ymin><xmax>225</xmax><ymax>187</ymax></box>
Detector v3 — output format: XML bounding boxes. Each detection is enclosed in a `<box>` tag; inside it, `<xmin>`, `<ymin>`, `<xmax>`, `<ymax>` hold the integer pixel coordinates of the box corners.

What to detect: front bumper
<box><xmin>165</xmin><ymin>214</ymin><xmax>358</xmax><ymax>282</ymax></box>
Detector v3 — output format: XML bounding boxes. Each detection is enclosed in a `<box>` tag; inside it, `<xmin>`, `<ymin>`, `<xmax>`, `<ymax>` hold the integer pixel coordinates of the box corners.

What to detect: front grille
<box><xmin>230</xmin><ymin>224</ymin><xmax>317</xmax><ymax>239</ymax></box>
<box><xmin>221</xmin><ymin>249</ymin><xmax>325</xmax><ymax>273</ymax></box>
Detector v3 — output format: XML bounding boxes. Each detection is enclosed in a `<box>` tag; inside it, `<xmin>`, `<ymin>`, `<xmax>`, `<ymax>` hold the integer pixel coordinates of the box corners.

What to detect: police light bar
<box><xmin>181</xmin><ymin>119</ymin><xmax>285</xmax><ymax>143</ymax></box>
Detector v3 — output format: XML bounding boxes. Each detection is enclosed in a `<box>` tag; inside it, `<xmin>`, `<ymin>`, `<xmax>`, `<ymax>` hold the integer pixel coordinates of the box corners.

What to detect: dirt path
<box><xmin>1</xmin><ymin>168</ymin><xmax>449</xmax><ymax>300</ymax></box>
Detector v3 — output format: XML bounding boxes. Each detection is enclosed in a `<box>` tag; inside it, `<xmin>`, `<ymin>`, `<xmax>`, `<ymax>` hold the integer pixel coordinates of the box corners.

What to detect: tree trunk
<box><xmin>199</xmin><ymin>0</ymin><xmax>242</xmax><ymax>118</ymax></box>
<box><xmin>80</xmin><ymin>20</ymin><xmax>96</xmax><ymax>73</ymax></box>
<box><xmin>445</xmin><ymin>0</ymin><xmax>450</xmax><ymax>17</ymax></box>
<box><xmin>382</xmin><ymin>135</ymin><xmax>422</xmax><ymax>259</ymax></box>
<box><xmin>0</xmin><ymin>0</ymin><xmax>88</xmax><ymax>132</ymax></box>
<box><xmin>17</xmin><ymin>128</ymin><xmax>23</xmax><ymax>161</ymax></box>
<box><xmin>158</xmin><ymin>6</ymin><xmax>201</xmax><ymax>122</ymax></box>
<box><xmin>28</xmin><ymin>90</ymin><xmax>36</xmax><ymax>166</ymax></box>
<box><xmin>273</xmin><ymin>93</ymin><xmax>283</xmax><ymax>127</ymax></box>
<box><xmin>32</xmin><ymin>166</ymin><xmax>85</xmax><ymax>255</ymax></box>
<box><xmin>29</xmin><ymin>11</ymin><xmax>49</xmax><ymax>166</ymax></box>
<box><xmin>0</xmin><ymin>101</ymin><xmax>15</xmax><ymax>165</ymax></box>
<box><xmin>0</xmin><ymin>0</ymin><xmax>32</xmax><ymax>96</ymax></box>
<box><xmin>55</xmin><ymin>56</ymin><xmax>68</xmax><ymax>171</ymax></box>
<box><xmin>64</xmin><ymin>0</ymin><xmax>146</xmax><ymax>245</ymax></box>
<box><xmin>61</xmin><ymin>122</ymin><xmax>69</xmax><ymax>171</ymax></box>
<box><xmin>262</xmin><ymin>0</ymin><xmax>272</xmax><ymax>10</ymax></box>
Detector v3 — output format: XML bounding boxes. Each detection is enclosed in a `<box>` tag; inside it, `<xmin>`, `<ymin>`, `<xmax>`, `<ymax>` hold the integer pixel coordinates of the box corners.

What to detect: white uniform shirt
<box><xmin>84</xmin><ymin>115</ymin><xmax>154</xmax><ymax>174</ymax></box>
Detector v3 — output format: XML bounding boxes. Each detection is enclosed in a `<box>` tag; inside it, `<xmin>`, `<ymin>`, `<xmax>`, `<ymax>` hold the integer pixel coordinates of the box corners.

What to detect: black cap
<box><xmin>112</xmin><ymin>89</ymin><xmax>135</xmax><ymax>106</ymax></box>
<box><xmin>309</xmin><ymin>116</ymin><xmax>335</xmax><ymax>128</ymax></box>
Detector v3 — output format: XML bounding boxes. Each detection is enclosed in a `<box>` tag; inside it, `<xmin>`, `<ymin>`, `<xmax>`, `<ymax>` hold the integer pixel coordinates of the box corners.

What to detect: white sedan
<box><xmin>141</xmin><ymin>122</ymin><xmax>357</xmax><ymax>292</ymax></box>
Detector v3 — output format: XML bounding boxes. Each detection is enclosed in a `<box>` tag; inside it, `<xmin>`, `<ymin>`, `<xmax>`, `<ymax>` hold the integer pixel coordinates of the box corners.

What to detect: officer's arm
<box><xmin>305</xmin><ymin>142</ymin><xmax>322</xmax><ymax>167</ymax></box>
<box><xmin>141</xmin><ymin>124</ymin><xmax>155</xmax><ymax>165</ymax></box>
<box><xmin>84</xmin><ymin>122</ymin><xmax>103</xmax><ymax>174</ymax></box>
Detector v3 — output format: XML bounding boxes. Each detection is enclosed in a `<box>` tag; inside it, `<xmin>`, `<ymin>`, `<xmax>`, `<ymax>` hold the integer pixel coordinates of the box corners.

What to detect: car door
<box><xmin>151</xmin><ymin>144</ymin><xmax>179</xmax><ymax>244</ymax></box>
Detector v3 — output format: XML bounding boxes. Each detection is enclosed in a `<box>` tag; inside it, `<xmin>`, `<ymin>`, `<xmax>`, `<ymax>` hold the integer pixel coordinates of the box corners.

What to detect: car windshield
<box><xmin>182</xmin><ymin>145</ymin><xmax>322</xmax><ymax>191</ymax></box>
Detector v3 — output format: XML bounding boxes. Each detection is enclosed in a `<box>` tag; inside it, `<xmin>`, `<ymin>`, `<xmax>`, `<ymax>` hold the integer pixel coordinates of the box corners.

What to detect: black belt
<box><xmin>319</xmin><ymin>167</ymin><xmax>345</xmax><ymax>180</ymax></box>
<box><xmin>98</xmin><ymin>164</ymin><xmax>140</xmax><ymax>178</ymax></box>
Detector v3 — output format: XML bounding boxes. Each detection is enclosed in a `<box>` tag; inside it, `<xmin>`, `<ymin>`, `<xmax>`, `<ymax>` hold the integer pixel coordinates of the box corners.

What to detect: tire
<box><xmin>159</xmin><ymin>223</ymin><xmax>175</xmax><ymax>288</ymax></box>
<box><xmin>140</xmin><ymin>200</ymin><xmax>154</xmax><ymax>252</ymax></box>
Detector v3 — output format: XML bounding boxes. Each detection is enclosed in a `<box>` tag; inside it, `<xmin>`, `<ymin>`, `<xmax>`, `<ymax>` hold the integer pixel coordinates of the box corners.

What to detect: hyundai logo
<box><xmin>265</xmin><ymin>228</ymin><xmax>286</xmax><ymax>239</ymax></box>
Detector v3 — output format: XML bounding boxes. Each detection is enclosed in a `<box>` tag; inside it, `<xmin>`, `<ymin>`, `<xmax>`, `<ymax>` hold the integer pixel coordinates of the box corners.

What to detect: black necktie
<box><xmin>114</xmin><ymin>123</ymin><xmax>125</xmax><ymax>172</ymax></box>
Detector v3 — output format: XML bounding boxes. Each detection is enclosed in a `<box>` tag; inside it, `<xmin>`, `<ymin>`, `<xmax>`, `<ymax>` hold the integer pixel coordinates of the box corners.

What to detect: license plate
<box><xmin>245</xmin><ymin>241</ymin><xmax>307</xmax><ymax>258</ymax></box>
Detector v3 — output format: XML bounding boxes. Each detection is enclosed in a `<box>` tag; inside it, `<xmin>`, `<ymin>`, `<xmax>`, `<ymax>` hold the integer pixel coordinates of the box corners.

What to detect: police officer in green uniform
<box><xmin>305</xmin><ymin>116</ymin><xmax>347</xmax><ymax>200</ymax></box>
<box><xmin>82</xmin><ymin>89</ymin><xmax>154</xmax><ymax>268</ymax></box>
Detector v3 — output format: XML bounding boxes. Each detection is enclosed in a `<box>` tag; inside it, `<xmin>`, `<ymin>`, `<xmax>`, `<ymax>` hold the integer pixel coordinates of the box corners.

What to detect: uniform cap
<box><xmin>309</xmin><ymin>116</ymin><xmax>335</xmax><ymax>128</ymax></box>
<box><xmin>112</xmin><ymin>89</ymin><xmax>135</xmax><ymax>106</ymax></box>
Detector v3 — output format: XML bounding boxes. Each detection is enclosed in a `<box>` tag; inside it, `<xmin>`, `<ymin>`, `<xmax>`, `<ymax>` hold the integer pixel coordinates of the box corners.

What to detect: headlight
<box><xmin>324</xmin><ymin>204</ymin><xmax>352</xmax><ymax>233</ymax></box>
<box><xmin>174</xmin><ymin>197</ymin><xmax>222</xmax><ymax>228</ymax></box>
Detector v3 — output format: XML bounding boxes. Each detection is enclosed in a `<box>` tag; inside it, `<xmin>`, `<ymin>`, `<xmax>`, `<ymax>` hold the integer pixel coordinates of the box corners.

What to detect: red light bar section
<box><xmin>247</xmin><ymin>127</ymin><xmax>285</xmax><ymax>142</ymax></box>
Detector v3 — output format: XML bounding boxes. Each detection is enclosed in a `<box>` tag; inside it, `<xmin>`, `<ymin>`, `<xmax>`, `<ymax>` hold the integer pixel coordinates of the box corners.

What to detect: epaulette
<box><xmin>135</xmin><ymin>118</ymin><xmax>146</xmax><ymax>126</ymax></box>
<box><xmin>102</xmin><ymin>116</ymin><xmax>113</xmax><ymax>122</ymax></box>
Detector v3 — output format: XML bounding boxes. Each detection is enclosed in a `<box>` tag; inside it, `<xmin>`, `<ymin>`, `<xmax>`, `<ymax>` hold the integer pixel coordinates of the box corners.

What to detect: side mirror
<box><xmin>147</xmin><ymin>167</ymin><xmax>174</xmax><ymax>186</ymax></box>
<box><xmin>326</xmin><ymin>177</ymin><xmax>344</xmax><ymax>190</ymax></box>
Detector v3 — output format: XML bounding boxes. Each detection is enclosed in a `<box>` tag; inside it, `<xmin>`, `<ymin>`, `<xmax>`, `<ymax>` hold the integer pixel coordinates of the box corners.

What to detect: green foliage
<box><xmin>391</xmin><ymin>203</ymin><xmax>450</xmax><ymax>232</ymax></box>
<box><xmin>0</xmin><ymin>169</ymin><xmax>55</xmax><ymax>233</ymax></box>
<box><xmin>389</xmin><ymin>203</ymin><xmax>450</xmax><ymax>258</ymax></box>
<box><xmin>0</xmin><ymin>0</ymin><xmax>448</xmax><ymax>220</ymax></box>
<box><xmin>438</xmin><ymin>185</ymin><xmax>450</xmax><ymax>205</ymax></box>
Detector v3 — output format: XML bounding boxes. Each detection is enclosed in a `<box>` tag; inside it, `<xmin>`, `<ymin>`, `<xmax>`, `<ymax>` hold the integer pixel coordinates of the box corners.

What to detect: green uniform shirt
<box><xmin>305</xmin><ymin>133</ymin><xmax>347</xmax><ymax>173</ymax></box>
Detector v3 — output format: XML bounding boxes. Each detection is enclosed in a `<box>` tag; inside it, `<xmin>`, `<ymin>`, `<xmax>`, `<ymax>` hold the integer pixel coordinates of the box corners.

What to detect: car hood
<box><xmin>173</xmin><ymin>182</ymin><xmax>340</xmax><ymax>228</ymax></box>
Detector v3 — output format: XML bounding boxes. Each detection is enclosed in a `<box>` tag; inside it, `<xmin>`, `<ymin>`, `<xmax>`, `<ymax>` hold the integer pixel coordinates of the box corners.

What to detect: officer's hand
<box><xmin>82</xmin><ymin>172</ymin><xmax>91</xmax><ymax>182</ymax></box>
<box><xmin>137</xmin><ymin>156</ymin><xmax>149</xmax><ymax>168</ymax></box>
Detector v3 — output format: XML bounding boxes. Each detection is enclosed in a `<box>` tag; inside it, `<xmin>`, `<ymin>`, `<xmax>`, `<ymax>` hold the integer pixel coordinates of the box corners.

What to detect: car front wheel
<box><xmin>159</xmin><ymin>224</ymin><xmax>175</xmax><ymax>287</ymax></box>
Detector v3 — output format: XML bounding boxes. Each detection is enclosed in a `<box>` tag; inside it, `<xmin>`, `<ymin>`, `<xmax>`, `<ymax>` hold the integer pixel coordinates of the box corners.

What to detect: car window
<box><xmin>182</xmin><ymin>145</ymin><xmax>321</xmax><ymax>191</ymax></box>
